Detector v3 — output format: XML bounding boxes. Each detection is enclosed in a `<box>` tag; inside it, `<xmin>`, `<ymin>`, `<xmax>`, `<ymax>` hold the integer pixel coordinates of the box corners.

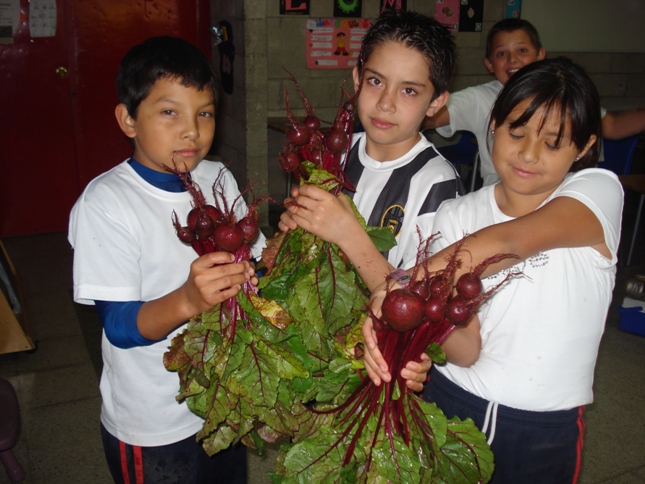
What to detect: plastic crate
<box><xmin>618</xmin><ymin>297</ymin><xmax>645</xmax><ymax>337</ymax></box>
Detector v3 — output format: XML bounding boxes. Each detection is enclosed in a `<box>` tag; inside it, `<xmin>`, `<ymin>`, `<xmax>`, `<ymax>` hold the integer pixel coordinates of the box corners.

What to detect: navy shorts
<box><xmin>424</xmin><ymin>368</ymin><xmax>585</xmax><ymax>484</ymax></box>
<box><xmin>101</xmin><ymin>424</ymin><xmax>247</xmax><ymax>484</ymax></box>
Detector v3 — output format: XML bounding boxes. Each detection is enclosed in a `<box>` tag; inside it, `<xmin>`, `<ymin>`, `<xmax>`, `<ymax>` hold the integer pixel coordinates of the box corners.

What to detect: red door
<box><xmin>0</xmin><ymin>0</ymin><xmax>210</xmax><ymax>237</ymax></box>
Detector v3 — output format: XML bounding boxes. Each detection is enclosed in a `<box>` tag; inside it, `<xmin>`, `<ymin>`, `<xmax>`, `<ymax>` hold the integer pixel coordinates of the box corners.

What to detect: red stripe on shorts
<box><xmin>119</xmin><ymin>441</ymin><xmax>131</xmax><ymax>484</ymax></box>
<box><xmin>133</xmin><ymin>445</ymin><xmax>144</xmax><ymax>484</ymax></box>
<box><xmin>572</xmin><ymin>406</ymin><xmax>585</xmax><ymax>484</ymax></box>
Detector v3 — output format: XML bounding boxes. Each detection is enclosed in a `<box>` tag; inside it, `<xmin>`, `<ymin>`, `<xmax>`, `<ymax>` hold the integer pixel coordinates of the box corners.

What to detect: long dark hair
<box><xmin>489</xmin><ymin>57</ymin><xmax>601</xmax><ymax>171</ymax></box>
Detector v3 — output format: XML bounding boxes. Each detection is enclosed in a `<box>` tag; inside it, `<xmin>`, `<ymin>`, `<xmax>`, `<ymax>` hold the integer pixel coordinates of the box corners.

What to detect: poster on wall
<box><xmin>381</xmin><ymin>0</ymin><xmax>406</xmax><ymax>13</ymax></box>
<box><xmin>435</xmin><ymin>0</ymin><xmax>483</xmax><ymax>32</ymax></box>
<box><xmin>506</xmin><ymin>0</ymin><xmax>521</xmax><ymax>18</ymax></box>
<box><xmin>0</xmin><ymin>0</ymin><xmax>21</xmax><ymax>43</ymax></box>
<box><xmin>334</xmin><ymin>0</ymin><xmax>362</xmax><ymax>18</ymax></box>
<box><xmin>306</xmin><ymin>18</ymin><xmax>372</xmax><ymax>69</ymax></box>
<box><xmin>280</xmin><ymin>0</ymin><xmax>310</xmax><ymax>15</ymax></box>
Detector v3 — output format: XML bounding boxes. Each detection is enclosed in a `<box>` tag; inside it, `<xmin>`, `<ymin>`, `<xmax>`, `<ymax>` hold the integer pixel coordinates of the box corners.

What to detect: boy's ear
<box><xmin>115</xmin><ymin>104</ymin><xmax>136</xmax><ymax>139</ymax></box>
<box><xmin>484</xmin><ymin>57</ymin><xmax>494</xmax><ymax>74</ymax></box>
<box><xmin>426</xmin><ymin>91</ymin><xmax>449</xmax><ymax>117</ymax></box>
<box><xmin>537</xmin><ymin>48</ymin><xmax>546</xmax><ymax>61</ymax></box>
<box><xmin>352</xmin><ymin>66</ymin><xmax>361</xmax><ymax>92</ymax></box>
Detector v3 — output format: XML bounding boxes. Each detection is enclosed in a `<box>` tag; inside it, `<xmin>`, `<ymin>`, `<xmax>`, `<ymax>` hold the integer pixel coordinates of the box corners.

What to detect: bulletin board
<box><xmin>522</xmin><ymin>0</ymin><xmax>645</xmax><ymax>53</ymax></box>
<box><xmin>306</xmin><ymin>18</ymin><xmax>372</xmax><ymax>69</ymax></box>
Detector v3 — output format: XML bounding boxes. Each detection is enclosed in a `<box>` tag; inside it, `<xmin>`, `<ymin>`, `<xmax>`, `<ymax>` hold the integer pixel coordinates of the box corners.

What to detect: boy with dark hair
<box><xmin>425</xmin><ymin>17</ymin><xmax>645</xmax><ymax>186</ymax></box>
<box><xmin>69</xmin><ymin>36</ymin><xmax>262</xmax><ymax>483</ymax></box>
<box><xmin>280</xmin><ymin>11</ymin><xmax>462</xmax><ymax>388</ymax></box>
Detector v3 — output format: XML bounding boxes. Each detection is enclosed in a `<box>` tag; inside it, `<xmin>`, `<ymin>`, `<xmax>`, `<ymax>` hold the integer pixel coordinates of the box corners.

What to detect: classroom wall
<box><xmin>211</xmin><ymin>0</ymin><xmax>645</xmax><ymax>227</ymax></box>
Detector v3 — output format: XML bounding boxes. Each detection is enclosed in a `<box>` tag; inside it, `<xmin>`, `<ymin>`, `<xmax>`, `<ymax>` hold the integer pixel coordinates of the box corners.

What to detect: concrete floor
<box><xmin>1</xmin><ymin>183</ymin><xmax>644</xmax><ymax>483</ymax></box>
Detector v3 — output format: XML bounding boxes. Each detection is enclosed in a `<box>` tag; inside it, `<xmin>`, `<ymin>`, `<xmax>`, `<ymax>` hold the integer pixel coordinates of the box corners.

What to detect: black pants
<box><xmin>101</xmin><ymin>424</ymin><xmax>247</xmax><ymax>484</ymax></box>
<box><xmin>424</xmin><ymin>368</ymin><xmax>584</xmax><ymax>484</ymax></box>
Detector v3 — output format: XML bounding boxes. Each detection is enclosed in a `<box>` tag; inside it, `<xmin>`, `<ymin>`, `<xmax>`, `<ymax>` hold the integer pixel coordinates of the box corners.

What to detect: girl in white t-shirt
<box><xmin>363</xmin><ymin>57</ymin><xmax>624</xmax><ymax>483</ymax></box>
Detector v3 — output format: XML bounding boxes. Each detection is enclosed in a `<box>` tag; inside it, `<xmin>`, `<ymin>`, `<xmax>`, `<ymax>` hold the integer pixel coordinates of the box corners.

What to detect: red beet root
<box><xmin>304</xmin><ymin>115</ymin><xmax>321</xmax><ymax>132</ymax></box>
<box><xmin>409</xmin><ymin>279</ymin><xmax>430</xmax><ymax>300</ymax></box>
<box><xmin>237</xmin><ymin>217</ymin><xmax>259</xmax><ymax>244</ymax></box>
<box><xmin>287</xmin><ymin>124</ymin><xmax>310</xmax><ymax>146</ymax></box>
<box><xmin>424</xmin><ymin>295</ymin><xmax>447</xmax><ymax>323</ymax></box>
<box><xmin>279</xmin><ymin>152</ymin><xmax>301</xmax><ymax>172</ymax></box>
<box><xmin>176</xmin><ymin>226</ymin><xmax>196</xmax><ymax>244</ymax></box>
<box><xmin>446</xmin><ymin>296</ymin><xmax>472</xmax><ymax>325</ymax></box>
<box><xmin>194</xmin><ymin>212</ymin><xmax>215</xmax><ymax>239</ymax></box>
<box><xmin>214</xmin><ymin>224</ymin><xmax>245</xmax><ymax>252</ymax></box>
<box><xmin>325</xmin><ymin>128</ymin><xmax>348</xmax><ymax>153</ymax></box>
<box><xmin>455</xmin><ymin>273</ymin><xmax>483</xmax><ymax>300</ymax></box>
<box><xmin>381</xmin><ymin>289</ymin><xmax>425</xmax><ymax>332</ymax></box>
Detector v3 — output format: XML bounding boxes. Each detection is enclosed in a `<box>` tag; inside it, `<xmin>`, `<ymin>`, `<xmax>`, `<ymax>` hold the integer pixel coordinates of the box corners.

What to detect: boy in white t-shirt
<box><xmin>425</xmin><ymin>18</ymin><xmax>645</xmax><ymax>186</ymax></box>
<box><xmin>68</xmin><ymin>36</ymin><xmax>263</xmax><ymax>483</ymax></box>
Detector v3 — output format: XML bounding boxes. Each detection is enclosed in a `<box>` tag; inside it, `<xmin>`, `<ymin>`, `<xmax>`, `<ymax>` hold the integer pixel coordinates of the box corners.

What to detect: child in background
<box><xmin>364</xmin><ymin>57</ymin><xmax>623</xmax><ymax>483</ymax></box>
<box><xmin>424</xmin><ymin>18</ymin><xmax>645</xmax><ymax>186</ymax></box>
<box><xmin>68</xmin><ymin>36</ymin><xmax>264</xmax><ymax>483</ymax></box>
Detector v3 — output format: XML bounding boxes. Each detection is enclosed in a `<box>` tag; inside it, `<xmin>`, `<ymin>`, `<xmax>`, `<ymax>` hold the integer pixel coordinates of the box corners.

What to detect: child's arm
<box><xmin>280</xmin><ymin>185</ymin><xmax>394</xmax><ymax>292</ymax></box>
<box><xmin>363</xmin><ymin>192</ymin><xmax>615</xmax><ymax>383</ymax></box>
<box><xmin>602</xmin><ymin>108</ymin><xmax>645</xmax><ymax>139</ymax></box>
<box><xmin>136</xmin><ymin>251</ymin><xmax>253</xmax><ymax>340</ymax></box>
<box><xmin>422</xmin><ymin>105</ymin><xmax>451</xmax><ymax>130</ymax></box>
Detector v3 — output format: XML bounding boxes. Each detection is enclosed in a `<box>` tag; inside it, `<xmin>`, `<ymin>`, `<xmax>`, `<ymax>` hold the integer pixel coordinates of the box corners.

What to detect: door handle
<box><xmin>55</xmin><ymin>66</ymin><xmax>68</xmax><ymax>78</ymax></box>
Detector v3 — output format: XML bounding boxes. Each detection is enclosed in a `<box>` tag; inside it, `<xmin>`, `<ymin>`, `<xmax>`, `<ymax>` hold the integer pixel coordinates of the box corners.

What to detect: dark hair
<box><xmin>116</xmin><ymin>36</ymin><xmax>218</xmax><ymax>118</ymax></box>
<box><xmin>489</xmin><ymin>57</ymin><xmax>601</xmax><ymax>171</ymax></box>
<box><xmin>357</xmin><ymin>10</ymin><xmax>456</xmax><ymax>100</ymax></box>
<box><xmin>486</xmin><ymin>18</ymin><xmax>542</xmax><ymax>59</ymax></box>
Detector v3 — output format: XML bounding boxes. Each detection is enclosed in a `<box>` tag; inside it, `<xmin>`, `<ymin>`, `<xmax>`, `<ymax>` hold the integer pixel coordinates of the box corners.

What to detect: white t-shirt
<box><xmin>346</xmin><ymin>132</ymin><xmax>462</xmax><ymax>269</ymax></box>
<box><xmin>438</xmin><ymin>80</ymin><xmax>609</xmax><ymax>187</ymax></box>
<box><xmin>69</xmin><ymin>159</ymin><xmax>265</xmax><ymax>446</ymax></box>
<box><xmin>437</xmin><ymin>80</ymin><xmax>503</xmax><ymax>187</ymax></box>
<box><xmin>431</xmin><ymin>168</ymin><xmax>623</xmax><ymax>411</ymax></box>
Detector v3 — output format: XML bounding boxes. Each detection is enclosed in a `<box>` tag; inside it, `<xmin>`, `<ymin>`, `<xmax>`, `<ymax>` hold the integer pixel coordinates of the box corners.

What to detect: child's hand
<box><xmin>185</xmin><ymin>251</ymin><xmax>252</xmax><ymax>314</ymax></box>
<box><xmin>286</xmin><ymin>185</ymin><xmax>359</xmax><ymax>246</ymax></box>
<box><xmin>278</xmin><ymin>195</ymin><xmax>299</xmax><ymax>233</ymax></box>
<box><xmin>363</xmin><ymin>315</ymin><xmax>431</xmax><ymax>391</ymax></box>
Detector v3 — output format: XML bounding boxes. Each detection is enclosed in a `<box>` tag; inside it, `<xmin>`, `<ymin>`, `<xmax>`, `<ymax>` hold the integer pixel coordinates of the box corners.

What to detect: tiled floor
<box><xmin>1</xmin><ymin>194</ymin><xmax>644</xmax><ymax>483</ymax></box>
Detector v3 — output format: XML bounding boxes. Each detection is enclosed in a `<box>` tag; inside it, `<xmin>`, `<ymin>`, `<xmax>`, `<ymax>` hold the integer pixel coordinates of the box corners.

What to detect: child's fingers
<box><xmin>279</xmin><ymin>210</ymin><xmax>298</xmax><ymax>231</ymax></box>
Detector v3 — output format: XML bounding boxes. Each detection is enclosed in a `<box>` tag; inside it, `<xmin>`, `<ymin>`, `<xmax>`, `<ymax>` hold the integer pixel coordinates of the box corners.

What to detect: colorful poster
<box><xmin>306</xmin><ymin>18</ymin><xmax>372</xmax><ymax>70</ymax></box>
<box><xmin>380</xmin><ymin>0</ymin><xmax>406</xmax><ymax>13</ymax></box>
<box><xmin>334</xmin><ymin>0</ymin><xmax>362</xmax><ymax>18</ymax></box>
<box><xmin>280</xmin><ymin>0</ymin><xmax>310</xmax><ymax>15</ymax></box>
<box><xmin>434</xmin><ymin>0</ymin><xmax>460</xmax><ymax>32</ymax></box>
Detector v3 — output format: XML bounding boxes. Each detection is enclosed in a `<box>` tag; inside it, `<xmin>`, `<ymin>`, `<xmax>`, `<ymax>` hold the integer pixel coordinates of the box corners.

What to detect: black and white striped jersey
<box><xmin>343</xmin><ymin>132</ymin><xmax>464</xmax><ymax>269</ymax></box>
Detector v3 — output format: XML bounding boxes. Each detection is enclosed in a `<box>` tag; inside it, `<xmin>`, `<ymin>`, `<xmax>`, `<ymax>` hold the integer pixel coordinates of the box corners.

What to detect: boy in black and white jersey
<box><xmin>279</xmin><ymin>10</ymin><xmax>461</xmax><ymax>390</ymax></box>
<box><xmin>281</xmin><ymin>10</ymin><xmax>461</xmax><ymax>290</ymax></box>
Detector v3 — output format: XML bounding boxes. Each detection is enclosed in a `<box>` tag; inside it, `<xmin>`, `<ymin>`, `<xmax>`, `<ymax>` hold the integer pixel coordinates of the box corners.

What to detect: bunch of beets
<box><xmin>271</xmin><ymin>236</ymin><xmax>519</xmax><ymax>483</ymax></box>
<box><xmin>169</xmin><ymin>167</ymin><xmax>262</xmax><ymax>259</ymax></box>
<box><xmin>277</xmin><ymin>69</ymin><xmax>358</xmax><ymax>189</ymax></box>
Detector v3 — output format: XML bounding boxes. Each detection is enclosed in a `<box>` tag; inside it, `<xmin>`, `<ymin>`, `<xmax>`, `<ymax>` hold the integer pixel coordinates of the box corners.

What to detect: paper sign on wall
<box><xmin>0</xmin><ymin>0</ymin><xmax>20</xmax><ymax>43</ymax></box>
<box><xmin>29</xmin><ymin>0</ymin><xmax>57</xmax><ymax>38</ymax></box>
<box><xmin>306</xmin><ymin>18</ymin><xmax>372</xmax><ymax>70</ymax></box>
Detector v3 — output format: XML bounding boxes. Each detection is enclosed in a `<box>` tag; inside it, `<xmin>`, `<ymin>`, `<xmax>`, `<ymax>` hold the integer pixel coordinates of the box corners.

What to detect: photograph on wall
<box><xmin>434</xmin><ymin>0</ymin><xmax>460</xmax><ymax>32</ymax></box>
<box><xmin>334</xmin><ymin>0</ymin><xmax>362</xmax><ymax>18</ymax></box>
<box><xmin>435</xmin><ymin>0</ymin><xmax>483</xmax><ymax>32</ymax></box>
<box><xmin>280</xmin><ymin>0</ymin><xmax>310</xmax><ymax>15</ymax></box>
<box><xmin>459</xmin><ymin>0</ymin><xmax>483</xmax><ymax>32</ymax></box>
<box><xmin>380</xmin><ymin>0</ymin><xmax>406</xmax><ymax>13</ymax></box>
<box><xmin>306</xmin><ymin>18</ymin><xmax>372</xmax><ymax>69</ymax></box>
